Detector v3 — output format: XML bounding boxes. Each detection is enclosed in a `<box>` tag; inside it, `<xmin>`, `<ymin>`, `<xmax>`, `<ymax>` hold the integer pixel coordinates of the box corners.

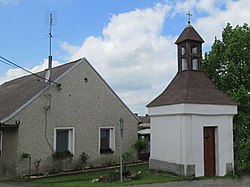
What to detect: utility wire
<box><xmin>0</xmin><ymin>55</ymin><xmax>60</xmax><ymax>86</ymax></box>
<box><xmin>0</xmin><ymin>59</ymin><xmax>17</xmax><ymax>68</ymax></box>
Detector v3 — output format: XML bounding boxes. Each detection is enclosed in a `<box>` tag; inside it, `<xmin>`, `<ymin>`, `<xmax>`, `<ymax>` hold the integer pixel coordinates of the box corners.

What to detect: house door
<box><xmin>204</xmin><ymin>127</ymin><xmax>216</xmax><ymax>176</ymax></box>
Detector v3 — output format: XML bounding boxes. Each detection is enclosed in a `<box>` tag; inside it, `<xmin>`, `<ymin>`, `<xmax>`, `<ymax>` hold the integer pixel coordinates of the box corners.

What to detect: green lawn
<box><xmin>26</xmin><ymin>163</ymin><xmax>190</xmax><ymax>187</ymax></box>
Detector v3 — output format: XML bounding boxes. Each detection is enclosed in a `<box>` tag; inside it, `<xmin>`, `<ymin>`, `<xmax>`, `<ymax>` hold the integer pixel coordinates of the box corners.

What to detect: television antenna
<box><xmin>46</xmin><ymin>13</ymin><xmax>53</xmax><ymax>83</ymax></box>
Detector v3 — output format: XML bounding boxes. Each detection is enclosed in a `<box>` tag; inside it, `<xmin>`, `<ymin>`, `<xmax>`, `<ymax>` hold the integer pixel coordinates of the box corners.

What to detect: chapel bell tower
<box><xmin>175</xmin><ymin>19</ymin><xmax>204</xmax><ymax>72</ymax></box>
<box><xmin>147</xmin><ymin>12</ymin><xmax>237</xmax><ymax>177</ymax></box>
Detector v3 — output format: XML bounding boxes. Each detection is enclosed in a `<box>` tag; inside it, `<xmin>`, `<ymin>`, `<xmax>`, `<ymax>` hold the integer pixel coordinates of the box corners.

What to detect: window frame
<box><xmin>99</xmin><ymin>127</ymin><xmax>115</xmax><ymax>154</ymax></box>
<box><xmin>0</xmin><ymin>131</ymin><xmax>2</xmax><ymax>156</ymax></box>
<box><xmin>53</xmin><ymin>127</ymin><xmax>75</xmax><ymax>155</ymax></box>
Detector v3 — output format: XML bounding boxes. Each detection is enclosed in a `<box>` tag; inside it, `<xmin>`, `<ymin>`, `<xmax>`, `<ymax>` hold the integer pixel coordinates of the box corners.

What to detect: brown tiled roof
<box><xmin>175</xmin><ymin>25</ymin><xmax>204</xmax><ymax>44</ymax></box>
<box><xmin>147</xmin><ymin>70</ymin><xmax>237</xmax><ymax>107</ymax></box>
<box><xmin>0</xmin><ymin>59</ymin><xmax>80</xmax><ymax>122</ymax></box>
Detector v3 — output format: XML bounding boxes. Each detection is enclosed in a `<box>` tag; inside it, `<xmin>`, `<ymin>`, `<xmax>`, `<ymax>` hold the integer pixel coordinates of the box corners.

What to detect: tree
<box><xmin>203</xmin><ymin>23</ymin><xmax>250</xmax><ymax>174</ymax></box>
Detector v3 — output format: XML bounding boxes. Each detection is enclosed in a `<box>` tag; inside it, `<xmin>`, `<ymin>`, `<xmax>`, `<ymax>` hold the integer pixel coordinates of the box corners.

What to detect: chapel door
<box><xmin>204</xmin><ymin>127</ymin><xmax>216</xmax><ymax>176</ymax></box>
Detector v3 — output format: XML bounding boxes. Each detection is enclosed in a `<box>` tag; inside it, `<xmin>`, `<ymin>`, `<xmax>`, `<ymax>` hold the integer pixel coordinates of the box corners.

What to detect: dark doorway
<box><xmin>204</xmin><ymin>127</ymin><xmax>216</xmax><ymax>176</ymax></box>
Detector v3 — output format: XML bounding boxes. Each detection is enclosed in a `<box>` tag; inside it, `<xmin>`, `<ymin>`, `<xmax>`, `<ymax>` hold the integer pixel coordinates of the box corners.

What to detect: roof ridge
<box><xmin>1</xmin><ymin>58</ymin><xmax>83</xmax><ymax>85</ymax></box>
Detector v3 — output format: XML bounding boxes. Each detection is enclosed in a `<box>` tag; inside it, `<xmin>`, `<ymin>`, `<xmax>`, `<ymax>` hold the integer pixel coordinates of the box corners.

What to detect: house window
<box><xmin>0</xmin><ymin>131</ymin><xmax>2</xmax><ymax>156</ymax></box>
<box><xmin>192</xmin><ymin>58</ymin><xmax>198</xmax><ymax>70</ymax></box>
<box><xmin>99</xmin><ymin>127</ymin><xmax>115</xmax><ymax>153</ymax></box>
<box><xmin>54</xmin><ymin>127</ymin><xmax>75</xmax><ymax>154</ymax></box>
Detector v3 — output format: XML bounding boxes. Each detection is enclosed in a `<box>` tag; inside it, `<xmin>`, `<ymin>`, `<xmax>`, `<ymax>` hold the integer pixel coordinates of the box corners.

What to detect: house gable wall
<box><xmin>4</xmin><ymin>60</ymin><xmax>138</xmax><ymax>176</ymax></box>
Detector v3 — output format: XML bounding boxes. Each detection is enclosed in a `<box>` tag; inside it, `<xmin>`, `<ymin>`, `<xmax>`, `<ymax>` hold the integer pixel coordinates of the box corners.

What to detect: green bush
<box><xmin>133</xmin><ymin>138</ymin><xmax>148</xmax><ymax>153</ymax></box>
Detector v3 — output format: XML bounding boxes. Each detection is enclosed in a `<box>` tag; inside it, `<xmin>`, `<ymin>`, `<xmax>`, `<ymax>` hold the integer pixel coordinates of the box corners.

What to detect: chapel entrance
<box><xmin>204</xmin><ymin>127</ymin><xmax>216</xmax><ymax>176</ymax></box>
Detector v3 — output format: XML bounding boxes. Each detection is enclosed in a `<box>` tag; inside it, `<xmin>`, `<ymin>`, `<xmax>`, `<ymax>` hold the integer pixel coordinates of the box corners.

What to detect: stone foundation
<box><xmin>149</xmin><ymin>159</ymin><xmax>195</xmax><ymax>176</ymax></box>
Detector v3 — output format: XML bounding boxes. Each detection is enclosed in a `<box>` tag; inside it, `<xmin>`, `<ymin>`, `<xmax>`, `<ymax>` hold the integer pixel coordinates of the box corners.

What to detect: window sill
<box><xmin>100</xmin><ymin>150</ymin><xmax>114</xmax><ymax>154</ymax></box>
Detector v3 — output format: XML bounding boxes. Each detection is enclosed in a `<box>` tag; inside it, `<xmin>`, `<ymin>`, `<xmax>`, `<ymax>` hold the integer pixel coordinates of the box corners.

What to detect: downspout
<box><xmin>44</xmin><ymin>91</ymin><xmax>54</xmax><ymax>153</ymax></box>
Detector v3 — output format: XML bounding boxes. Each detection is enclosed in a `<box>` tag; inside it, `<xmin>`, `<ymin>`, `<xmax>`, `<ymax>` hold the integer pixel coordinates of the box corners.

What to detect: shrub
<box><xmin>133</xmin><ymin>138</ymin><xmax>148</xmax><ymax>153</ymax></box>
<box><xmin>79</xmin><ymin>152</ymin><xmax>90</xmax><ymax>169</ymax></box>
<box><xmin>52</xmin><ymin>150</ymin><xmax>73</xmax><ymax>161</ymax></box>
<box><xmin>33</xmin><ymin>159</ymin><xmax>41</xmax><ymax>175</ymax></box>
<box><xmin>52</xmin><ymin>151</ymin><xmax>73</xmax><ymax>172</ymax></box>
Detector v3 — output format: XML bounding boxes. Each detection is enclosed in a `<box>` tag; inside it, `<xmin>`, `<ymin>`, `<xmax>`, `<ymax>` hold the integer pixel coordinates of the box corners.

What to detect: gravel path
<box><xmin>133</xmin><ymin>176</ymin><xmax>250</xmax><ymax>187</ymax></box>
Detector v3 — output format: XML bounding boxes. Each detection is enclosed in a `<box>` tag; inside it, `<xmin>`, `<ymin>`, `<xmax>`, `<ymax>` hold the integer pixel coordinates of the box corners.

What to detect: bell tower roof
<box><xmin>175</xmin><ymin>23</ymin><xmax>204</xmax><ymax>72</ymax></box>
<box><xmin>175</xmin><ymin>25</ymin><xmax>204</xmax><ymax>44</ymax></box>
<box><xmin>147</xmin><ymin>13</ymin><xmax>237</xmax><ymax>108</ymax></box>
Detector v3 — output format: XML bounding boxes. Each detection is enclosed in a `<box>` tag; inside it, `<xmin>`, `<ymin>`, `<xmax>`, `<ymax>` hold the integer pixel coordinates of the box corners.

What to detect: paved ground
<box><xmin>0</xmin><ymin>176</ymin><xmax>249</xmax><ymax>187</ymax></box>
<box><xmin>134</xmin><ymin>176</ymin><xmax>250</xmax><ymax>187</ymax></box>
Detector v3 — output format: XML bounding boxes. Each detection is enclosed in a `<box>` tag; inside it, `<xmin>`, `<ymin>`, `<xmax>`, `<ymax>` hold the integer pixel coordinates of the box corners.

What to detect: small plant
<box><xmin>79</xmin><ymin>152</ymin><xmax>90</xmax><ymax>169</ymax></box>
<box><xmin>122</xmin><ymin>150</ymin><xmax>133</xmax><ymax>175</ymax></box>
<box><xmin>52</xmin><ymin>150</ymin><xmax>73</xmax><ymax>160</ymax></box>
<box><xmin>92</xmin><ymin>169</ymin><xmax>142</xmax><ymax>183</ymax></box>
<box><xmin>122</xmin><ymin>151</ymin><xmax>132</xmax><ymax>162</ymax></box>
<box><xmin>103</xmin><ymin>158</ymin><xmax>117</xmax><ymax>167</ymax></box>
<box><xmin>33</xmin><ymin>159</ymin><xmax>41</xmax><ymax>175</ymax></box>
<box><xmin>21</xmin><ymin>152</ymin><xmax>31</xmax><ymax>159</ymax></box>
<box><xmin>52</xmin><ymin>151</ymin><xmax>73</xmax><ymax>172</ymax></box>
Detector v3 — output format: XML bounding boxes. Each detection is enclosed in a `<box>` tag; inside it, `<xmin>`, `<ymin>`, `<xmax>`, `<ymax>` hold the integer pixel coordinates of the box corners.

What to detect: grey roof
<box><xmin>147</xmin><ymin>70</ymin><xmax>237</xmax><ymax>107</ymax></box>
<box><xmin>0</xmin><ymin>59</ymin><xmax>80</xmax><ymax>122</ymax></box>
<box><xmin>175</xmin><ymin>25</ymin><xmax>204</xmax><ymax>44</ymax></box>
<box><xmin>138</xmin><ymin>115</ymin><xmax>150</xmax><ymax>124</ymax></box>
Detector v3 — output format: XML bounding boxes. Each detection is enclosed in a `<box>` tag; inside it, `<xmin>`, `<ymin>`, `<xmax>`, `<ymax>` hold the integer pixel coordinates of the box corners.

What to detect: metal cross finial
<box><xmin>186</xmin><ymin>11</ymin><xmax>192</xmax><ymax>24</ymax></box>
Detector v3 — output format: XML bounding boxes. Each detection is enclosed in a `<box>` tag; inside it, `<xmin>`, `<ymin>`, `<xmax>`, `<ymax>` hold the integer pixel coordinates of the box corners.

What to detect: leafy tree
<box><xmin>203</xmin><ymin>23</ymin><xmax>250</xmax><ymax>174</ymax></box>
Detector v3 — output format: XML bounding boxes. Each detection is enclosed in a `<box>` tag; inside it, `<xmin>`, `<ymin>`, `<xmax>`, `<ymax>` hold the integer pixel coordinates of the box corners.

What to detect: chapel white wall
<box><xmin>149</xmin><ymin>103</ymin><xmax>236</xmax><ymax>177</ymax></box>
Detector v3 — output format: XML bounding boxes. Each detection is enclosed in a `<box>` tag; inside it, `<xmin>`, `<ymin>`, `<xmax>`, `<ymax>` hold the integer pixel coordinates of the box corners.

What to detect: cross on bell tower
<box><xmin>186</xmin><ymin>11</ymin><xmax>192</xmax><ymax>25</ymax></box>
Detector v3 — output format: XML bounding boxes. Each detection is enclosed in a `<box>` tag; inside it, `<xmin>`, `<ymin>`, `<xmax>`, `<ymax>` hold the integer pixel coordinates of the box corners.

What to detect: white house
<box><xmin>147</xmin><ymin>23</ymin><xmax>237</xmax><ymax>177</ymax></box>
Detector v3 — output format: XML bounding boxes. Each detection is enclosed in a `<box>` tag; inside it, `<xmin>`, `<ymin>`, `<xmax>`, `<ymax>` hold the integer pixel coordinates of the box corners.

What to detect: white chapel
<box><xmin>147</xmin><ymin>22</ymin><xmax>237</xmax><ymax>177</ymax></box>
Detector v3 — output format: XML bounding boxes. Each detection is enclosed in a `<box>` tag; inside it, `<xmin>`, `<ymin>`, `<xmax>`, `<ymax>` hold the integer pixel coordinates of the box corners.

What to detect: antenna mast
<box><xmin>48</xmin><ymin>13</ymin><xmax>53</xmax><ymax>71</ymax></box>
<box><xmin>46</xmin><ymin>13</ymin><xmax>53</xmax><ymax>84</ymax></box>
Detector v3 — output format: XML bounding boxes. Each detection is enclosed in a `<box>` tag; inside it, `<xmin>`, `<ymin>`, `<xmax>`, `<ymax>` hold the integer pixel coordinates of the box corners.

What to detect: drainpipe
<box><xmin>44</xmin><ymin>92</ymin><xmax>54</xmax><ymax>153</ymax></box>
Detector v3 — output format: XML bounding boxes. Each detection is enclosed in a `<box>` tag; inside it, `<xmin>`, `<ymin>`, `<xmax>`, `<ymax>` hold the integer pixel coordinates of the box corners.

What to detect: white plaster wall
<box><xmin>150</xmin><ymin>115</ymin><xmax>181</xmax><ymax>163</ymax></box>
<box><xmin>149</xmin><ymin>103</ymin><xmax>236</xmax><ymax>177</ymax></box>
<box><xmin>189</xmin><ymin>115</ymin><xmax>234</xmax><ymax>176</ymax></box>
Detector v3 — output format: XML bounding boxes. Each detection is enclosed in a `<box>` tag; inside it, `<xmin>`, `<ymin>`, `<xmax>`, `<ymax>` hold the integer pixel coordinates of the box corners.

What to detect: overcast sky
<box><xmin>0</xmin><ymin>0</ymin><xmax>249</xmax><ymax>115</ymax></box>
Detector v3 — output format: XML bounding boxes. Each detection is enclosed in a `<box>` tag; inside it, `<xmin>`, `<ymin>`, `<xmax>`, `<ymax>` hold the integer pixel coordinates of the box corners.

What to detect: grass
<box><xmin>19</xmin><ymin>163</ymin><xmax>190</xmax><ymax>187</ymax></box>
<box><xmin>1</xmin><ymin>163</ymin><xmax>231</xmax><ymax>187</ymax></box>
